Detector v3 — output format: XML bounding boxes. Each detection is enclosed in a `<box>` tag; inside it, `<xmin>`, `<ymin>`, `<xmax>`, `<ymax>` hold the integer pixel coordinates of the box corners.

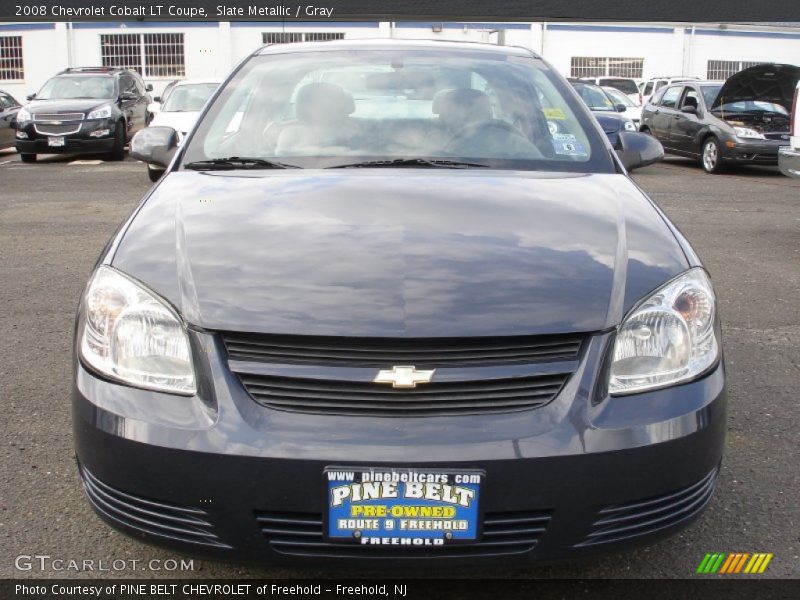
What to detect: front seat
<box><xmin>432</xmin><ymin>88</ymin><xmax>493</xmax><ymax>134</ymax></box>
<box><xmin>275</xmin><ymin>82</ymin><xmax>358</xmax><ymax>156</ymax></box>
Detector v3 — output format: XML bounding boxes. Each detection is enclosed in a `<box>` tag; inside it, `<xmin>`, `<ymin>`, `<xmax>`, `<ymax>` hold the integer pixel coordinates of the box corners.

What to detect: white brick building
<box><xmin>1</xmin><ymin>21</ymin><xmax>799</xmax><ymax>99</ymax></box>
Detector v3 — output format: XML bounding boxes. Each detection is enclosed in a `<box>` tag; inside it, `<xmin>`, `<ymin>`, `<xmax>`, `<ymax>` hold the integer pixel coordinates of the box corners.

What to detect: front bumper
<box><xmin>720</xmin><ymin>138</ymin><xmax>789</xmax><ymax>165</ymax></box>
<box><xmin>779</xmin><ymin>146</ymin><xmax>800</xmax><ymax>178</ymax></box>
<box><xmin>15</xmin><ymin>119</ymin><xmax>116</xmax><ymax>155</ymax></box>
<box><xmin>72</xmin><ymin>331</ymin><xmax>726</xmax><ymax>567</ymax></box>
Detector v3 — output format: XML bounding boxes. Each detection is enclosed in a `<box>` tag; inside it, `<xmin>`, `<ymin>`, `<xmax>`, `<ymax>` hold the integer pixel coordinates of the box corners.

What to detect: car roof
<box><xmin>171</xmin><ymin>79</ymin><xmax>222</xmax><ymax>87</ymax></box>
<box><xmin>255</xmin><ymin>38</ymin><xmax>538</xmax><ymax>58</ymax></box>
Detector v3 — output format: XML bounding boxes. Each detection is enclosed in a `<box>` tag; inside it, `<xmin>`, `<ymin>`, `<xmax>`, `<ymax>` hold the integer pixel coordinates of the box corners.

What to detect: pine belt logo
<box><xmin>696</xmin><ymin>552</ymin><xmax>773</xmax><ymax>574</ymax></box>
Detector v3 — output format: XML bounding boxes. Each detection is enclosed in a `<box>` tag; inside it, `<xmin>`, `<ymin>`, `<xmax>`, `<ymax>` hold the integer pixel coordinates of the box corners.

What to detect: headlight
<box><xmin>79</xmin><ymin>266</ymin><xmax>196</xmax><ymax>395</ymax></box>
<box><xmin>87</xmin><ymin>105</ymin><xmax>112</xmax><ymax>120</ymax></box>
<box><xmin>733</xmin><ymin>126</ymin><xmax>765</xmax><ymax>140</ymax></box>
<box><xmin>623</xmin><ymin>120</ymin><xmax>637</xmax><ymax>132</ymax></box>
<box><xmin>609</xmin><ymin>268</ymin><xmax>718</xmax><ymax>395</ymax></box>
<box><xmin>17</xmin><ymin>107</ymin><xmax>31</xmax><ymax>122</ymax></box>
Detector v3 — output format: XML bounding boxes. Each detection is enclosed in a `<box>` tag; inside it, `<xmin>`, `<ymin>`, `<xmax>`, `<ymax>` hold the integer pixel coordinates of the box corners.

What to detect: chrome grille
<box><xmin>221</xmin><ymin>332</ymin><xmax>584</xmax><ymax>367</ymax></box>
<box><xmin>256</xmin><ymin>509</ymin><xmax>551</xmax><ymax>558</ymax></box>
<box><xmin>237</xmin><ymin>373</ymin><xmax>569</xmax><ymax>416</ymax></box>
<box><xmin>576</xmin><ymin>466</ymin><xmax>719</xmax><ymax>547</ymax></box>
<box><xmin>79</xmin><ymin>465</ymin><xmax>230</xmax><ymax>548</ymax></box>
<box><xmin>34</xmin><ymin>123</ymin><xmax>82</xmax><ymax>136</ymax></box>
<box><xmin>34</xmin><ymin>112</ymin><xmax>84</xmax><ymax>121</ymax></box>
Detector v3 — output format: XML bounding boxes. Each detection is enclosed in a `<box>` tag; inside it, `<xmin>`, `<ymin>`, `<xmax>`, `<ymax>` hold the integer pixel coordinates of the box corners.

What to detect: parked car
<box><xmin>580</xmin><ymin>76</ymin><xmax>640</xmax><ymax>104</ymax></box>
<box><xmin>568</xmin><ymin>80</ymin><xmax>640</xmax><ymax>153</ymax></box>
<box><xmin>641</xmin><ymin>76</ymin><xmax>700</xmax><ymax>106</ymax></box>
<box><xmin>144</xmin><ymin>79</ymin><xmax>221</xmax><ymax>181</ymax></box>
<box><xmin>147</xmin><ymin>79</ymin><xmax>179</xmax><ymax>119</ymax></box>
<box><xmin>77</xmin><ymin>40</ymin><xmax>718</xmax><ymax>567</ymax></box>
<box><xmin>0</xmin><ymin>89</ymin><xmax>22</xmax><ymax>150</ymax></box>
<box><xmin>641</xmin><ymin>64</ymin><xmax>799</xmax><ymax>173</ymax></box>
<box><xmin>603</xmin><ymin>86</ymin><xmax>643</xmax><ymax>126</ymax></box>
<box><xmin>14</xmin><ymin>66</ymin><xmax>152</xmax><ymax>162</ymax></box>
<box><xmin>778</xmin><ymin>76</ymin><xmax>800</xmax><ymax>178</ymax></box>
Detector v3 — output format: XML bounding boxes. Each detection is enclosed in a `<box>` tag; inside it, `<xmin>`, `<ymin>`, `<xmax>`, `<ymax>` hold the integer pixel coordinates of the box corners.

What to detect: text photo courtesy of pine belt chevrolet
<box><xmin>74</xmin><ymin>40</ymin><xmax>723</xmax><ymax>567</ymax></box>
<box><xmin>641</xmin><ymin>64</ymin><xmax>800</xmax><ymax>174</ymax></box>
<box><xmin>14</xmin><ymin>66</ymin><xmax>152</xmax><ymax>162</ymax></box>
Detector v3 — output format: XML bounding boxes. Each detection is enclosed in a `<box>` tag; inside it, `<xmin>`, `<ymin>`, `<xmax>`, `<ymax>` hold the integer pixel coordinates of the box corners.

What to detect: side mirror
<box><xmin>146</xmin><ymin>84</ymin><xmax>154</xmax><ymax>92</ymax></box>
<box><xmin>26</xmin><ymin>93</ymin><xmax>36</xmax><ymax>101</ymax></box>
<box><xmin>615</xmin><ymin>103</ymin><xmax>627</xmax><ymax>113</ymax></box>
<box><xmin>681</xmin><ymin>105</ymin><xmax>698</xmax><ymax>115</ymax></box>
<box><xmin>153</xmin><ymin>96</ymin><xmax>161</xmax><ymax>103</ymax></box>
<box><xmin>130</xmin><ymin>126</ymin><xmax>178</xmax><ymax>168</ymax></box>
<box><xmin>616</xmin><ymin>131</ymin><xmax>664</xmax><ymax>171</ymax></box>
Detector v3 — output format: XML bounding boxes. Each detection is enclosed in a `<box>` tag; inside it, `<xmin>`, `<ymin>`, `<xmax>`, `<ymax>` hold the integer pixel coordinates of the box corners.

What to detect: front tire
<box><xmin>108</xmin><ymin>122</ymin><xmax>126</xmax><ymax>161</ymax></box>
<box><xmin>701</xmin><ymin>137</ymin><xmax>725</xmax><ymax>174</ymax></box>
<box><xmin>147</xmin><ymin>165</ymin><xmax>164</xmax><ymax>183</ymax></box>
<box><xmin>20</xmin><ymin>153</ymin><xmax>37</xmax><ymax>163</ymax></box>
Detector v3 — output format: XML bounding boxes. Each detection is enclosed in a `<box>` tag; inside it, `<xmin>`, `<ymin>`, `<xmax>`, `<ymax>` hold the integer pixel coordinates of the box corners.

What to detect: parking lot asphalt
<box><xmin>1</xmin><ymin>149</ymin><xmax>798</xmax><ymax>579</ymax></box>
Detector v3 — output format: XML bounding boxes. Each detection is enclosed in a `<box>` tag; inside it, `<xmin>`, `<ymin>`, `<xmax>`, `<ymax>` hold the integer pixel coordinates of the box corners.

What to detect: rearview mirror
<box><xmin>615</xmin><ymin>131</ymin><xmax>664</xmax><ymax>171</ymax></box>
<box><xmin>130</xmin><ymin>126</ymin><xmax>178</xmax><ymax>168</ymax></box>
<box><xmin>681</xmin><ymin>105</ymin><xmax>698</xmax><ymax>115</ymax></box>
<box><xmin>615</xmin><ymin>103</ymin><xmax>627</xmax><ymax>113</ymax></box>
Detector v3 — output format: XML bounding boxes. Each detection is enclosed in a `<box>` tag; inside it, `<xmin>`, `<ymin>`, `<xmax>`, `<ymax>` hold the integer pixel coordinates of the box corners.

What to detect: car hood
<box><xmin>110</xmin><ymin>170</ymin><xmax>689</xmax><ymax>337</ymax></box>
<box><xmin>27</xmin><ymin>98</ymin><xmax>111</xmax><ymax>114</ymax></box>
<box><xmin>711</xmin><ymin>63</ymin><xmax>800</xmax><ymax>112</ymax></box>
<box><xmin>150</xmin><ymin>111</ymin><xmax>201</xmax><ymax>134</ymax></box>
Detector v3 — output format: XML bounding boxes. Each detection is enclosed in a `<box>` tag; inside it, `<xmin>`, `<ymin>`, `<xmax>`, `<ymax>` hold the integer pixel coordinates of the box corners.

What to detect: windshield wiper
<box><xmin>329</xmin><ymin>158</ymin><xmax>491</xmax><ymax>169</ymax></box>
<box><xmin>184</xmin><ymin>157</ymin><xmax>300</xmax><ymax>170</ymax></box>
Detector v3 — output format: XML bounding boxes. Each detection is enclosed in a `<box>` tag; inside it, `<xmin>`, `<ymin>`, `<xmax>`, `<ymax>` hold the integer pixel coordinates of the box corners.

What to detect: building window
<box><xmin>571</xmin><ymin>57</ymin><xmax>644</xmax><ymax>79</ymax></box>
<box><xmin>101</xmin><ymin>33</ymin><xmax>185</xmax><ymax>78</ymax></box>
<box><xmin>706</xmin><ymin>60</ymin><xmax>763</xmax><ymax>80</ymax></box>
<box><xmin>262</xmin><ymin>32</ymin><xmax>345</xmax><ymax>44</ymax></box>
<box><xmin>0</xmin><ymin>36</ymin><xmax>24</xmax><ymax>81</ymax></box>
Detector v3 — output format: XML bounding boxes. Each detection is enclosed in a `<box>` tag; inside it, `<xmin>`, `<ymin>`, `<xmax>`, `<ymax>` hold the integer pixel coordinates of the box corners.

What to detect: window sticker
<box><xmin>551</xmin><ymin>133</ymin><xmax>588</xmax><ymax>157</ymax></box>
<box><xmin>542</xmin><ymin>107</ymin><xmax>566</xmax><ymax>120</ymax></box>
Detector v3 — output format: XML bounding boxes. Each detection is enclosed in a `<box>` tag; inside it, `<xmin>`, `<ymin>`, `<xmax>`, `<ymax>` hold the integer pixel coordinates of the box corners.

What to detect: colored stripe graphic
<box><xmin>697</xmin><ymin>552</ymin><xmax>774</xmax><ymax>574</ymax></box>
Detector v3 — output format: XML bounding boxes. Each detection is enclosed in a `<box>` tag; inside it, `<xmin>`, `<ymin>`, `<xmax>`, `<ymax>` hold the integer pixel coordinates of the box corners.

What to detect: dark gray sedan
<box><xmin>73</xmin><ymin>40</ymin><xmax>723</xmax><ymax>568</ymax></box>
<box><xmin>641</xmin><ymin>64</ymin><xmax>799</xmax><ymax>173</ymax></box>
<box><xmin>0</xmin><ymin>89</ymin><xmax>21</xmax><ymax>150</ymax></box>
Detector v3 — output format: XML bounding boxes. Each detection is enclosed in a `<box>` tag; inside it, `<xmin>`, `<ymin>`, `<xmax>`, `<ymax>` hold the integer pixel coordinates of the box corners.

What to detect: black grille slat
<box><xmin>80</xmin><ymin>466</ymin><xmax>230</xmax><ymax>549</ymax></box>
<box><xmin>222</xmin><ymin>333</ymin><xmax>583</xmax><ymax>367</ymax></box>
<box><xmin>237</xmin><ymin>374</ymin><xmax>568</xmax><ymax>416</ymax></box>
<box><xmin>255</xmin><ymin>509</ymin><xmax>551</xmax><ymax>558</ymax></box>
<box><xmin>577</xmin><ymin>467</ymin><xmax>719</xmax><ymax>547</ymax></box>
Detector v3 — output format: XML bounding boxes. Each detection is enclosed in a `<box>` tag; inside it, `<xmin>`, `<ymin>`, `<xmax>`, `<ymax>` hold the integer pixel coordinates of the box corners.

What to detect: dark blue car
<box><xmin>73</xmin><ymin>40</ymin><xmax>723</xmax><ymax>567</ymax></box>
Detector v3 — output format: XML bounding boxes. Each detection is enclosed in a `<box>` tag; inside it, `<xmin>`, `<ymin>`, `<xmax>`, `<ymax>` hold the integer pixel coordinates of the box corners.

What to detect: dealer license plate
<box><xmin>48</xmin><ymin>136</ymin><xmax>65</xmax><ymax>147</ymax></box>
<box><xmin>325</xmin><ymin>467</ymin><xmax>482</xmax><ymax>547</ymax></box>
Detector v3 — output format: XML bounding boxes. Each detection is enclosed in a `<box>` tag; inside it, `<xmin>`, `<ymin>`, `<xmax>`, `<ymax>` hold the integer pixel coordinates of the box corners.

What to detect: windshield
<box><xmin>712</xmin><ymin>99</ymin><xmax>788</xmax><ymax>115</ymax></box>
<box><xmin>700</xmin><ymin>85</ymin><xmax>722</xmax><ymax>108</ymax></box>
<box><xmin>182</xmin><ymin>49</ymin><xmax>614</xmax><ymax>172</ymax></box>
<box><xmin>604</xmin><ymin>87</ymin><xmax>636</xmax><ymax>107</ymax></box>
<box><xmin>598</xmin><ymin>78</ymin><xmax>638</xmax><ymax>95</ymax></box>
<box><xmin>37</xmin><ymin>76</ymin><xmax>116</xmax><ymax>100</ymax></box>
<box><xmin>571</xmin><ymin>83</ymin><xmax>616</xmax><ymax>112</ymax></box>
<box><xmin>162</xmin><ymin>83</ymin><xmax>219</xmax><ymax>112</ymax></box>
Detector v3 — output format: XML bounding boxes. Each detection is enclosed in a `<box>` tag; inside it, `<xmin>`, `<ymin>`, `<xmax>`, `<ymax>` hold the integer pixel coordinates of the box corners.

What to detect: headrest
<box><xmin>431</xmin><ymin>88</ymin><xmax>492</xmax><ymax>119</ymax></box>
<box><xmin>296</xmin><ymin>82</ymin><xmax>355</xmax><ymax>124</ymax></box>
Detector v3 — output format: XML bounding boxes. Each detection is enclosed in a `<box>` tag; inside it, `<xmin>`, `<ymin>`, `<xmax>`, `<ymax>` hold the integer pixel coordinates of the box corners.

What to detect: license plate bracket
<box><xmin>324</xmin><ymin>467</ymin><xmax>483</xmax><ymax>547</ymax></box>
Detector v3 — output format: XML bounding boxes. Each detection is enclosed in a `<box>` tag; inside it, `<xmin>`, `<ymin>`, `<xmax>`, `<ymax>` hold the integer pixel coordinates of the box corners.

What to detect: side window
<box><xmin>120</xmin><ymin>74</ymin><xmax>136</xmax><ymax>95</ymax></box>
<box><xmin>681</xmin><ymin>88</ymin><xmax>700</xmax><ymax>110</ymax></box>
<box><xmin>133</xmin><ymin>76</ymin><xmax>146</xmax><ymax>96</ymax></box>
<box><xmin>660</xmin><ymin>86</ymin><xmax>682</xmax><ymax>109</ymax></box>
<box><xmin>643</xmin><ymin>82</ymin><xmax>653</xmax><ymax>96</ymax></box>
<box><xmin>0</xmin><ymin>94</ymin><xmax>12</xmax><ymax>108</ymax></box>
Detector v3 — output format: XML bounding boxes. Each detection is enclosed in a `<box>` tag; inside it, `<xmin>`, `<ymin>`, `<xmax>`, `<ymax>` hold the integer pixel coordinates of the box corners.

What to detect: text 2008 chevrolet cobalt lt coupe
<box><xmin>73</xmin><ymin>40</ymin><xmax>724</xmax><ymax>566</ymax></box>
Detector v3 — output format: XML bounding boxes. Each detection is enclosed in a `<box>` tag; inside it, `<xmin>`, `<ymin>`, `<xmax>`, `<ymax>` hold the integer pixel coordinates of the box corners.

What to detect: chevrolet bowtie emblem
<box><xmin>374</xmin><ymin>366</ymin><xmax>435</xmax><ymax>389</ymax></box>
